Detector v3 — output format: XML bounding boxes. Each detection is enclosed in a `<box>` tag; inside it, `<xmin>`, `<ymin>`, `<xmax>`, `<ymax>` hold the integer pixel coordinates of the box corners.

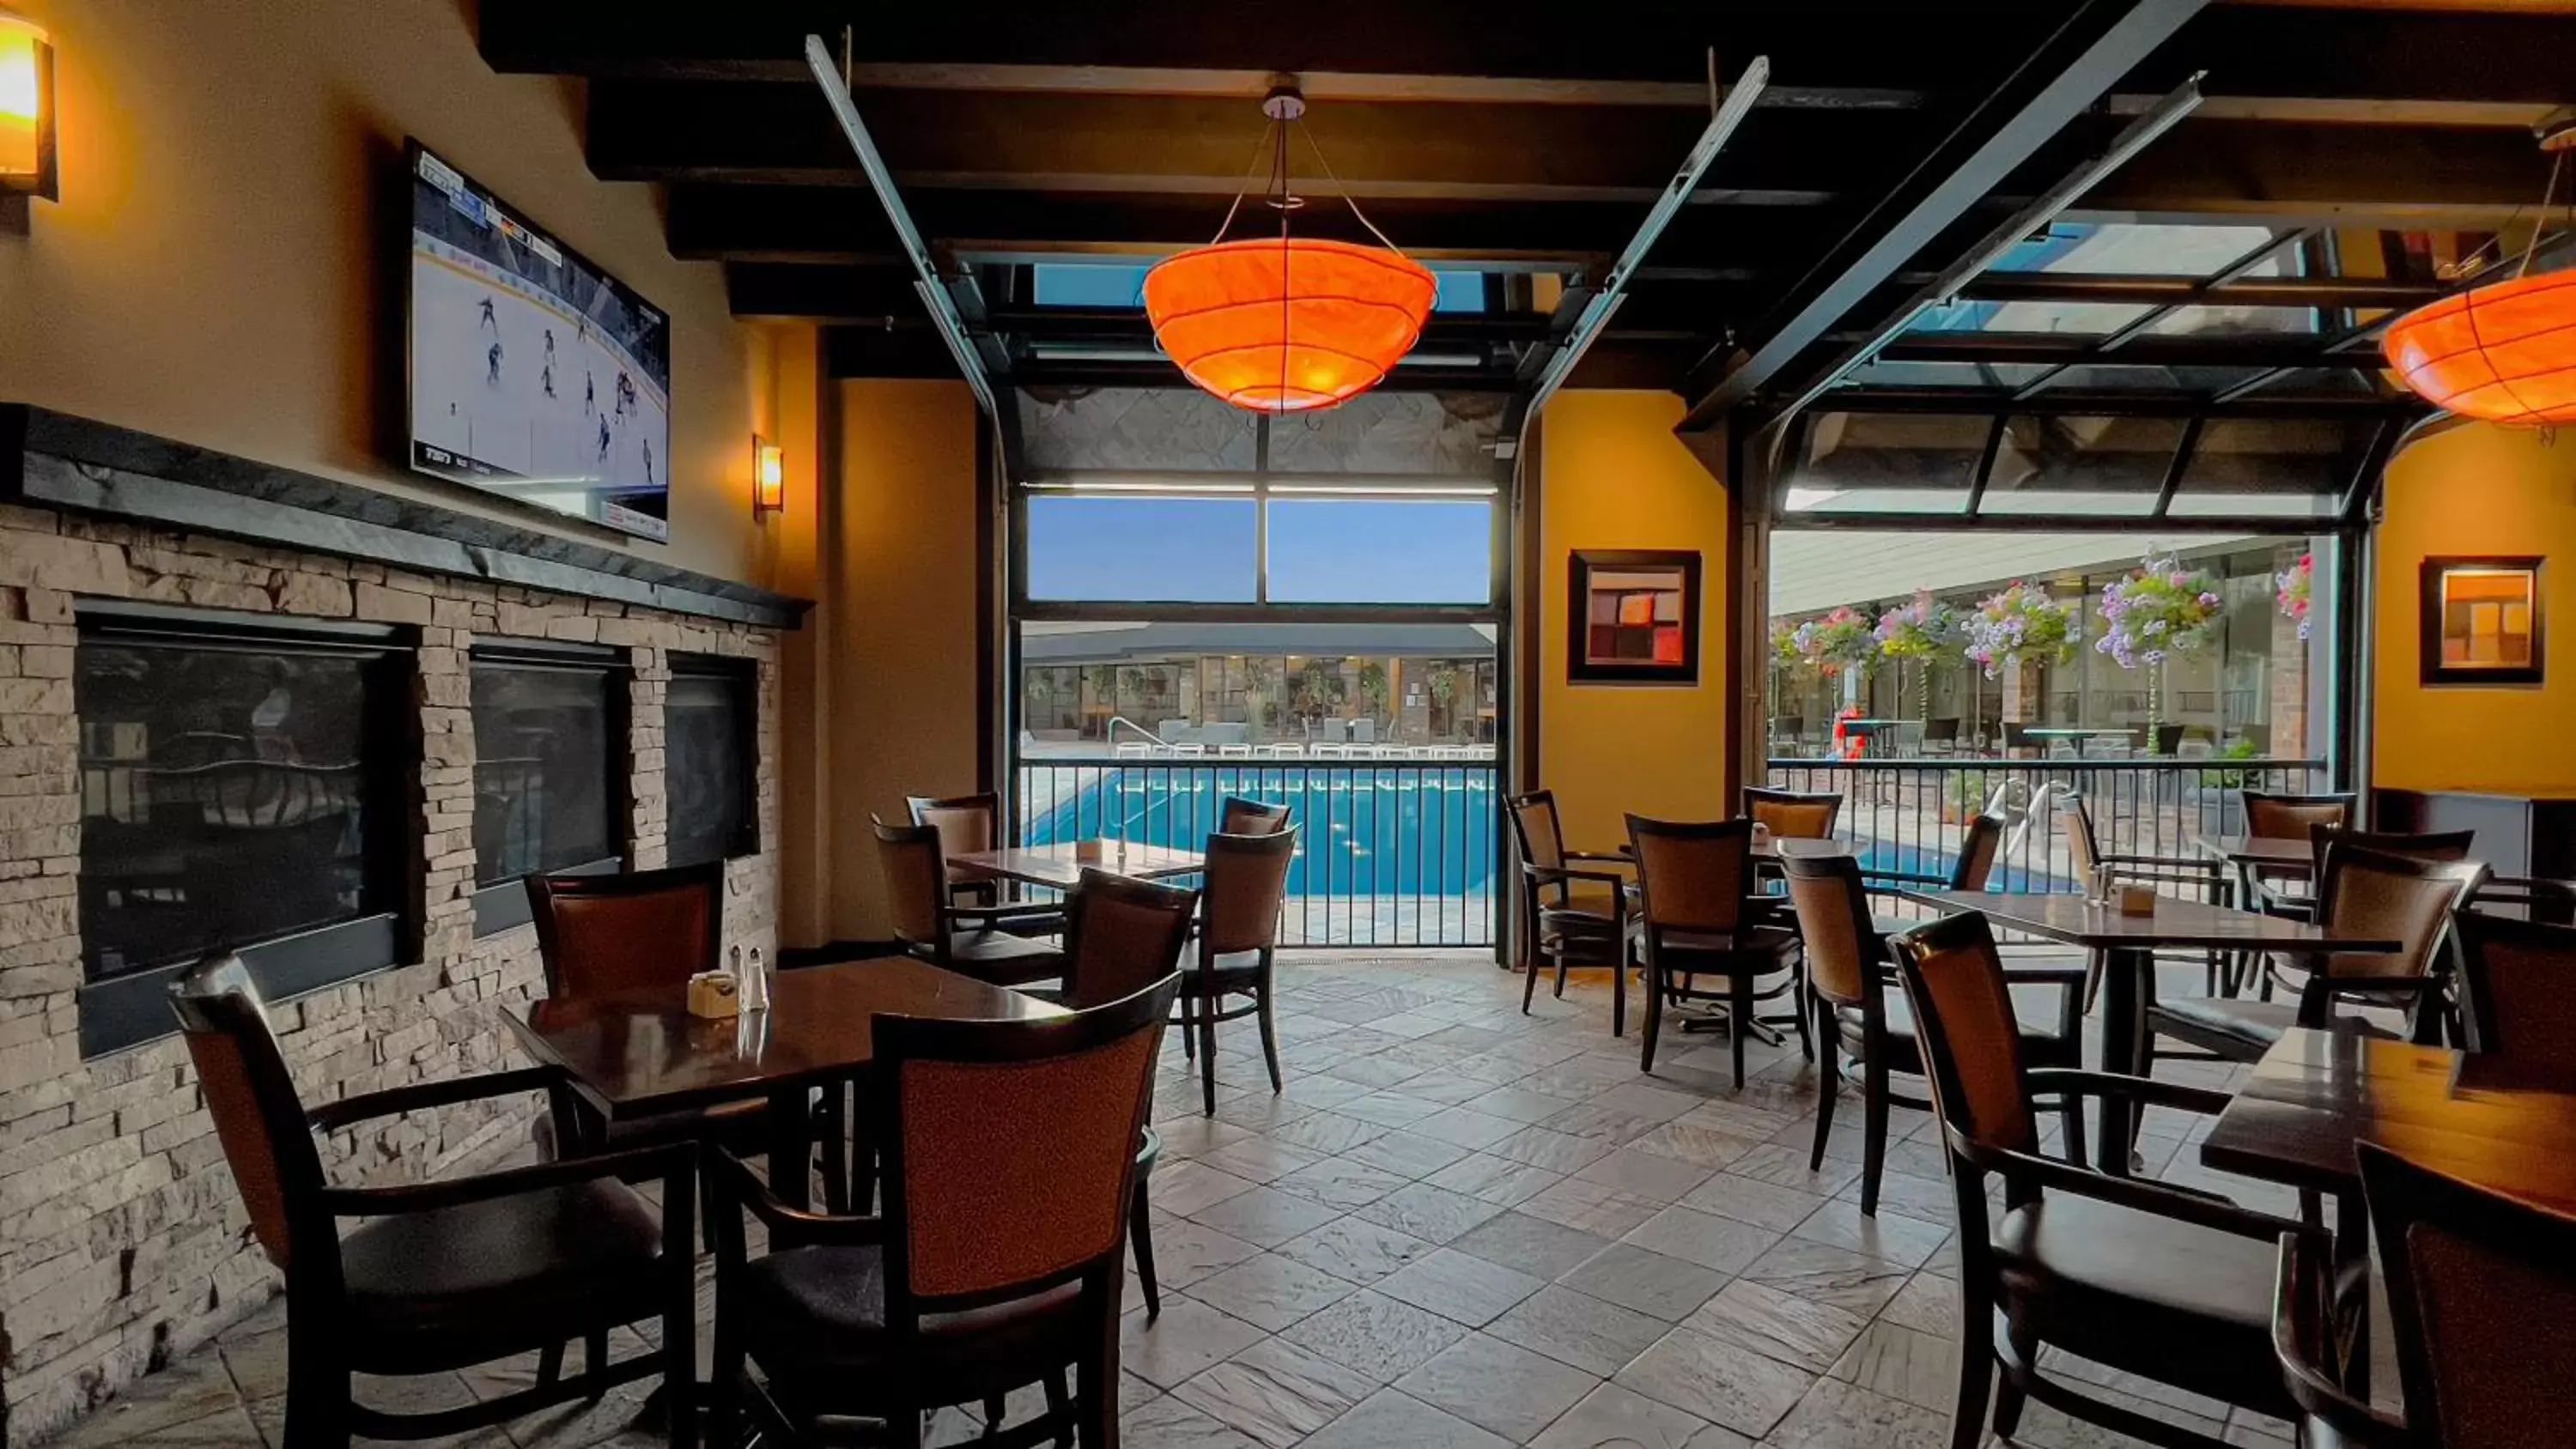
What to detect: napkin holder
<box><xmin>1074</xmin><ymin>839</ymin><xmax>1106</xmax><ymax>864</ymax></box>
<box><xmin>2115</xmin><ymin>884</ymin><xmax>2159</xmax><ymax>917</ymax></box>
<box><xmin>687</xmin><ymin>971</ymin><xmax>741</xmax><ymax>1019</ymax></box>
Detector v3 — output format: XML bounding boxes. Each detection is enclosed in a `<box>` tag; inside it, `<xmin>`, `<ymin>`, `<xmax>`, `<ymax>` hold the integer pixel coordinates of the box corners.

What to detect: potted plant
<box><xmin>1874</xmin><ymin>590</ymin><xmax>1958</xmax><ymax>726</ymax></box>
<box><xmin>2096</xmin><ymin>552</ymin><xmax>2224</xmax><ymax>738</ymax></box>
<box><xmin>2276</xmin><ymin>552</ymin><xmax>2312</xmax><ymax>641</ymax></box>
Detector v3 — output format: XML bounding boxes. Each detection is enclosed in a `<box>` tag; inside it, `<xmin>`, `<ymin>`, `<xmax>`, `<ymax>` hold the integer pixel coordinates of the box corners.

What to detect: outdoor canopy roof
<box><xmin>1020</xmin><ymin>621</ymin><xmax>1498</xmax><ymax>665</ymax></box>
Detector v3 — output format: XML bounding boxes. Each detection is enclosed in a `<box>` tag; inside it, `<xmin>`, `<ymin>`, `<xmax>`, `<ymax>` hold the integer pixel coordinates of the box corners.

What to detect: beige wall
<box><xmin>2373</xmin><ymin>419</ymin><xmax>2576</xmax><ymax>795</ymax></box>
<box><xmin>0</xmin><ymin>0</ymin><xmax>783</xmax><ymax>588</ymax></box>
<box><xmin>1536</xmin><ymin>391</ymin><xmax>1732</xmax><ymax>851</ymax></box>
<box><xmin>822</xmin><ymin>378</ymin><xmax>985</xmax><ymax>942</ymax></box>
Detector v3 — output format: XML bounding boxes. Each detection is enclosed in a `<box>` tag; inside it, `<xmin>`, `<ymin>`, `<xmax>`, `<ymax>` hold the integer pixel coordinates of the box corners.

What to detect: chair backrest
<box><xmin>1218</xmin><ymin>796</ymin><xmax>1292</xmax><ymax>836</ymax></box>
<box><xmin>2454</xmin><ymin>910</ymin><xmax>2576</xmax><ymax>1061</ymax></box>
<box><xmin>2057</xmin><ymin>793</ymin><xmax>2105</xmax><ymax>897</ymax></box>
<box><xmin>2317</xmin><ymin>841</ymin><xmax>2489</xmax><ymax>983</ymax></box>
<box><xmin>1744</xmin><ymin>787</ymin><xmax>1842</xmax><ymax>840</ymax></box>
<box><xmin>1625</xmin><ymin>815</ymin><xmax>1755</xmax><ymax>937</ymax></box>
<box><xmin>2243</xmin><ymin>790</ymin><xmax>2354</xmax><ymax>840</ymax></box>
<box><xmin>872</xmin><ymin>975</ymin><xmax>1180</xmax><ymax>1318</ymax></box>
<box><xmin>2359</xmin><ymin>1143</ymin><xmax>2576</xmax><ymax>1449</ymax></box>
<box><xmin>1506</xmin><ymin>790</ymin><xmax>1567</xmax><ymax>874</ymax></box>
<box><xmin>1061</xmin><ymin>870</ymin><xmax>1200</xmax><ymax>1009</ymax></box>
<box><xmin>1951</xmin><ymin>811</ymin><xmax>2006</xmax><ymax>891</ymax></box>
<box><xmin>2307</xmin><ymin>824</ymin><xmax>2476</xmax><ymax>882</ymax></box>
<box><xmin>168</xmin><ymin>953</ymin><xmax>326</xmax><ymax>1274</ymax></box>
<box><xmin>873</xmin><ymin>815</ymin><xmax>951</xmax><ymax>950</ymax></box>
<box><xmin>526</xmin><ymin>862</ymin><xmax>724</xmax><ymax>998</ymax></box>
<box><xmin>1887</xmin><ymin>911</ymin><xmax>2038</xmax><ymax>1158</ymax></box>
<box><xmin>908</xmin><ymin>792</ymin><xmax>997</xmax><ymax>887</ymax></box>
<box><xmin>1782</xmin><ymin>852</ymin><xmax>1877</xmax><ymax>1006</ymax></box>
<box><xmin>1201</xmin><ymin>827</ymin><xmax>1297</xmax><ymax>956</ymax></box>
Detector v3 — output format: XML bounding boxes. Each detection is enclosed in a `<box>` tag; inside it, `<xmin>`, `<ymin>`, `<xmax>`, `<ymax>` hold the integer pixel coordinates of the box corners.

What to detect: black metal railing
<box><xmin>1765</xmin><ymin>756</ymin><xmax>2333</xmax><ymax>894</ymax></box>
<box><xmin>1015</xmin><ymin>757</ymin><xmax>1500</xmax><ymax>947</ymax></box>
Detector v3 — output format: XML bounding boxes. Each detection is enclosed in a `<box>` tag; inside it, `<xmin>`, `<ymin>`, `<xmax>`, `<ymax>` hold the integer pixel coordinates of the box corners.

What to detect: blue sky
<box><xmin>1024</xmin><ymin>495</ymin><xmax>1491</xmax><ymax>603</ymax></box>
<box><xmin>1033</xmin><ymin>264</ymin><xmax>1489</xmax><ymax>312</ymax></box>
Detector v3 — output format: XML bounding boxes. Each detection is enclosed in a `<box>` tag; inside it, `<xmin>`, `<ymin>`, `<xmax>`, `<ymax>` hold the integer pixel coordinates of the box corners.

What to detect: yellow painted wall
<box><xmin>1537</xmin><ymin>391</ymin><xmax>1732</xmax><ymax>851</ymax></box>
<box><xmin>0</xmin><ymin>0</ymin><xmax>777</xmax><ymax>586</ymax></box>
<box><xmin>822</xmin><ymin>379</ymin><xmax>984</xmax><ymax>942</ymax></box>
<box><xmin>2373</xmin><ymin>420</ymin><xmax>2576</xmax><ymax>795</ymax></box>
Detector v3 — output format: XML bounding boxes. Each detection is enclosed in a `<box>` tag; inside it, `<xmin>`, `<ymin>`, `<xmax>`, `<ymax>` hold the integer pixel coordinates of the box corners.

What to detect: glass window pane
<box><xmin>1782</xmin><ymin>411</ymin><xmax>1984</xmax><ymax>513</ymax></box>
<box><xmin>1025</xmin><ymin>494</ymin><xmax>1259</xmax><ymax>602</ymax></box>
<box><xmin>2148</xmin><ymin>304</ymin><xmax>2319</xmax><ymax>338</ymax></box>
<box><xmin>2166</xmin><ymin>417</ymin><xmax>2360</xmax><ymax>518</ymax></box>
<box><xmin>471</xmin><ymin>663</ymin><xmax>615</xmax><ymax>885</ymax></box>
<box><xmin>1984</xmin><ymin>415</ymin><xmax>2183</xmax><ymax>517</ymax></box>
<box><xmin>1266</xmin><ymin>498</ymin><xmax>1492</xmax><ymax>603</ymax></box>
<box><xmin>78</xmin><ymin>640</ymin><xmax>378</xmax><ymax>981</ymax></box>
<box><xmin>2014</xmin><ymin>221</ymin><xmax>2279</xmax><ymax>276</ymax></box>
<box><xmin>1432</xmin><ymin>271</ymin><xmax>1486</xmax><ymax>312</ymax></box>
<box><xmin>667</xmin><ymin>671</ymin><xmax>750</xmax><ymax>867</ymax></box>
<box><xmin>1032</xmin><ymin>264</ymin><xmax>1148</xmax><ymax>307</ymax></box>
<box><xmin>1908</xmin><ymin>299</ymin><xmax>2155</xmax><ymax>336</ymax></box>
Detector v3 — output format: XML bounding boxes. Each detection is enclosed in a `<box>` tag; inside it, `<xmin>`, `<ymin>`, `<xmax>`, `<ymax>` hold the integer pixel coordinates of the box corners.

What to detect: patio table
<box><xmin>946</xmin><ymin>840</ymin><xmax>1207</xmax><ymax>891</ymax></box>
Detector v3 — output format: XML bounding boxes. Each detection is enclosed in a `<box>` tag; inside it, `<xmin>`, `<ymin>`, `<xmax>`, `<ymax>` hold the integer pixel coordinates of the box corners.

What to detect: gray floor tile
<box><xmin>1394</xmin><ymin>1332</ymin><xmax>1600</xmax><ymax>1441</ymax></box>
<box><xmin>1298</xmin><ymin>1387</ymin><xmax>1512</xmax><ymax>1449</ymax></box>
<box><xmin>1613</xmin><ymin>1324</ymin><xmax>1817</xmax><ymax>1439</ymax></box>
<box><xmin>1187</xmin><ymin>1252</ymin><xmax>1361</xmax><ymax>1332</ymax></box>
<box><xmin>1374</xmin><ymin>1246</ymin><xmax>1546</xmax><ymax>1328</ymax></box>
<box><xmin>1169</xmin><ymin>1338</ymin><xmax>1377</xmax><ymax>1449</ymax></box>
<box><xmin>1619</xmin><ymin>1203</ymin><xmax>1781</xmax><ymax>1275</ymax></box>
<box><xmin>1277</xmin><ymin>1215</ymin><xmax>1440</xmax><ymax>1285</ymax></box>
<box><xmin>1355</xmin><ymin>1181</ymin><xmax>1509</xmax><ymax>1243</ymax></box>
<box><xmin>1554</xmin><ymin>1243</ymin><xmax>1729</xmax><ymax>1322</ymax></box>
<box><xmin>1279</xmin><ymin>1290</ymin><xmax>1473</xmax><ymax>1383</ymax></box>
<box><xmin>1487</xmin><ymin>1285</ymin><xmax>1673</xmax><ymax>1378</ymax></box>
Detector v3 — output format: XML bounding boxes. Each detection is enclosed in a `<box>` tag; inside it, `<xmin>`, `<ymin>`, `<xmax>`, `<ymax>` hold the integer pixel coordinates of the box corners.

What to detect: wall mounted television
<box><xmin>405</xmin><ymin>141</ymin><xmax>672</xmax><ymax>542</ymax></box>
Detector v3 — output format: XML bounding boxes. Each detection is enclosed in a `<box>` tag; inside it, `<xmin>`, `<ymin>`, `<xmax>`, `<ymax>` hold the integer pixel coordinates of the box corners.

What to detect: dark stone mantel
<box><xmin>0</xmin><ymin>405</ymin><xmax>811</xmax><ymax>629</ymax></box>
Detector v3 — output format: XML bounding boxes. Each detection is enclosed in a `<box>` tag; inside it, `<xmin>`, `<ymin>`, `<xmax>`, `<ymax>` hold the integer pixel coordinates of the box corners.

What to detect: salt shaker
<box><xmin>742</xmin><ymin>945</ymin><xmax>771</xmax><ymax>1012</ymax></box>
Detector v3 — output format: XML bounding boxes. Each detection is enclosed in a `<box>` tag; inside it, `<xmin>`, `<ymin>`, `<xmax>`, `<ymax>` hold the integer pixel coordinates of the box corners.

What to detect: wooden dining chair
<box><xmin>2240</xmin><ymin>789</ymin><xmax>2354</xmax><ymax>839</ymax></box>
<box><xmin>1625</xmin><ymin>815</ymin><xmax>1806</xmax><ymax>1085</ymax></box>
<box><xmin>1783</xmin><ymin>851</ymin><xmax>2087</xmax><ymax>1215</ymax></box>
<box><xmin>1744</xmin><ymin>786</ymin><xmax>1843</xmax><ymax>840</ymax></box>
<box><xmin>908</xmin><ymin>791</ymin><xmax>1065</xmax><ymax>933</ymax></box>
<box><xmin>1506</xmin><ymin>789</ymin><xmax>1635</xmax><ymax>1031</ymax></box>
<box><xmin>1183</xmin><ymin>827</ymin><xmax>1299</xmax><ymax>1115</ymax></box>
<box><xmin>2060</xmin><ymin>791</ymin><xmax>2235</xmax><ymax>996</ymax></box>
<box><xmin>1857</xmin><ymin>808</ymin><xmax>2007</xmax><ymax>900</ymax></box>
<box><xmin>1886</xmin><ymin>912</ymin><xmax>2322</xmax><ymax>1449</ymax></box>
<box><xmin>527</xmin><ymin>863</ymin><xmax>847</xmax><ymax>1217</ymax></box>
<box><xmin>709</xmin><ymin>976</ymin><xmax>1179</xmax><ymax>1449</ymax></box>
<box><xmin>2241</xmin><ymin>825</ymin><xmax>2482</xmax><ymax>991</ymax></box>
<box><xmin>873</xmin><ymin>815</ymin><xmax>1067</xmax><ymax>987</ymax></box>
<box><xmin>1218</xmin><ymin>795</ymin><xmax>1292</xmax><ymax>835</ymax></box>
<box><xmin>1054</xmin><ymin>870</ymin><xmax>1200</xmax><ymax>1321</ymax></box>
<box><xmin>2453</xmin><ymin>909</ymin><xmax>2576</xmax><ymax>1063</ymax></box>
<box><xmin>2275</xmin><ymin>1143</ymin><xmax>2576</xmax><ymax>1449</ymax></box>
<box><xmin>172</xmin><ymin>952</ymin><xmax>699</xmax><ymax>1449</ymax></box>
<box><xmin>2148</xmin><ymin>843</ymin><xmax>2490</xmax><ymax>1071</ymax></box>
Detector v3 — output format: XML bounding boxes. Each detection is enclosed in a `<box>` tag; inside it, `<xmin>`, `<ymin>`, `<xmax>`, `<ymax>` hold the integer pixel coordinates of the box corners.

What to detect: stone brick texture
<box><xmin>0</xmin><ymin>504</ymin><xmax>782</xmax><ymax>1445</ymax></box>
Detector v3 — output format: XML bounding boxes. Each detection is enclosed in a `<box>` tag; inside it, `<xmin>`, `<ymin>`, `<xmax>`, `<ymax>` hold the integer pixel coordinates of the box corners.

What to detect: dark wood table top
<box><xmin>504</xmin><ymin>956</ymin><xmax>1068</xmax><ymax>1118</ymax></box>
<box><xmin>1899</xmin><ymin>889</ymin><xmax>2401</xmax><ymax>953</ymax></box>
<box><xmin>2198</xmin><ymin>834</ymin><xmax>2316</xmax><ymax>873</ymax></box>
<box><xmin>1612</xmin><ymin>837</ymin><xmax>1850</xmax><ymax>861</ymax></box>
<box><xmin>947</xmin><ymin>842</ymin><xmax>1208</xmax><ymax>889</ymax></box>
<box><xmin>2202</xmin><ymin>1028</ymin><xmax>2576</xmax><ymax>1215</ymax></box>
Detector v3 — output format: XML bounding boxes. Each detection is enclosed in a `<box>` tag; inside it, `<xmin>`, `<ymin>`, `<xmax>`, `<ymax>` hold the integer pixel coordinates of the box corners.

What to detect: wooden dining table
<box><xmin>1899</xmin><ymin>890</ymin><xmax>2402</xmax><ymax>1173</ymax></box>
<box><xmin>2202</xmin><ymin>1026</ymin><xmax>2576</xmax><ymax>1216</ymax></box>
<box><xmin>504</xmin><ymin>956</ymin><xmax>1068</xmax><ymax>1209</ymax></box>
<box><xmin>946</xmin><ymin>840</ymin><xmax>1207</xmax><ymax>890</ymax></box>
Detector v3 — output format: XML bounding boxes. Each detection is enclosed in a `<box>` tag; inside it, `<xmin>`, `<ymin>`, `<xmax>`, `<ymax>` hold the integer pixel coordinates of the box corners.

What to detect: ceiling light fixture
<box><xmin>1143</xmin><ymin>78</ymin><xmax>1436</xmax><ymax>414</ymax></box>
<box><xmin>2384</xmin><ymin>115</ymin><xmax>2576</xmax><ymax>427</ymax></box>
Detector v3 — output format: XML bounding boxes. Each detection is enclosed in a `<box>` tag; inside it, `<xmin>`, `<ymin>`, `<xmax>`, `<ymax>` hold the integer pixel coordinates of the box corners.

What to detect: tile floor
<box><xmin>54</xmin><ymin>950</ymin><xmax>2305</xmax><ymax>1449</ymax></box>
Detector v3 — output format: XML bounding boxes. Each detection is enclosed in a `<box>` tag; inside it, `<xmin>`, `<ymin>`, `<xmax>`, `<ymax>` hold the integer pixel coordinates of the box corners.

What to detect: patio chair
<box><xmin>2059</xmin><ymin>791</ymin><xmax>2235</xmax><ymax>996</ymax></box>
<box><xmin>1626</xmin><ymin>815</ymin><xmax>1807</xmax><ymax>1085</ymax></box>
<box><xmin>907</xmin><ymin>791</ymin><xmax>1066</xmax><ymax>935</ymax></box>
<box><xmin>2452</xmin><ymin>909</ymin><xmax>2576</xmax><ymax>1064</ymax></box>
<box><xmin>173</xmin><ymin>953</ymin><xmax>699</xmax><ymax>1449</ymax></box>
<box><xmin>1744</xmin><ymin>786</ymin><xmax>1842</xmax><ymax>840</ymax></box>
<box><xmin>2275</xmin><ymin>1143</ymin><xmax>2576</xmax><ymax>1449</ymax></box>
<box><xmin>1218</xmin><ymin>795</ymin><xmax>1293</xmax><ymax>835</ymax></box>
<box><xmin>1507</xmin><ymin>789</ymin><xmax>1637</xmax><ymax>1031</ymax></box>
<box><xmin>1180</xmin><ymin>827</ymin><xmax>1299</xmax><ymax>1115</ymax></box>
<box><xmin>873</xmin><ymin>816</ymin><xmax>1066</xmax><ymax>988</ymax></box>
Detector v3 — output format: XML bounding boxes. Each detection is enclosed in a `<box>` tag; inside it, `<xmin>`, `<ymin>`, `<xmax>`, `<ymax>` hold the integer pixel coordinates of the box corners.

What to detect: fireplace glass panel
<box><xmin>471</xmin><ymin>660</ymin><xmax>618</xmax><ymax>886</ymax></box>
<box><xmin>78</xmin><ymin>635</ymin><xmax>387</xmax><ymax>983</ymax></box>
<box><xmin>667</xmin><ymin>661</ymin><xmax>753</xmax><ymax>867</ymax></box>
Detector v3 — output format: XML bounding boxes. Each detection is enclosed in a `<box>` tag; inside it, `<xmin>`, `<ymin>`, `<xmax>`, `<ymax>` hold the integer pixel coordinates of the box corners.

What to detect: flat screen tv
<box><xmin>405</xmin><ymin>141</ymin><xmax>672</xmax><ymax>542</ymax></box>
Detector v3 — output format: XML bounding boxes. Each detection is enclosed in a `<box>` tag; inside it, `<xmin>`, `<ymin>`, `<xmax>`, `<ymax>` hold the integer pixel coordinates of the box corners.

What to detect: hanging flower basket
<box><xmin>2276</xmin><ymin>552</ymin><xmax>2312</xmax><ymax>641</ymax></box>
<box><xmin>1874</xmin><ymin>590</ymin><xmax>1959</xmax><ymax>660</ymax></box>
<box><xmin>1962</xmin><ymin>581</ymin><xmax>2075</xmax><ymax>679</ymax></box>
<box><xmin>2097</xmin><ymin>553</ymin><xmax>2224</xmax><ymax>670</ymax></box>
<box><xmin>1794</xmin><ymin>607</ymin><xmax>1880</xmax><ymax>677</ymax></box>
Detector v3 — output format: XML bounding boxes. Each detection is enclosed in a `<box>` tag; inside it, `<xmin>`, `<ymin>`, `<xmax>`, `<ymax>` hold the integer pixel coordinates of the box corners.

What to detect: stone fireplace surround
<box><xmin>0</xmin><ymin>407</ymin><xmax>803</xmax><ymax>1446</ymax></box>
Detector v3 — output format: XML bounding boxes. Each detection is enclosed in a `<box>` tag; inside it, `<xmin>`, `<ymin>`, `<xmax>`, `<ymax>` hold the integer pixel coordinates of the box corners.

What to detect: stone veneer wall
<box><xmin>0</xmin><ymin>500</ymin><xmax>781</xmax><ymax>1446</ymax></box>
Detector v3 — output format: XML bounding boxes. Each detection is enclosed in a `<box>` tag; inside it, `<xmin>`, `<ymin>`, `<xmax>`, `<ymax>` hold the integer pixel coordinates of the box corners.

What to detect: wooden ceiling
<box><xmin>477</xmin><ymin>1</ymin><xmax>2576</xmax><ymax>451</ymax></box>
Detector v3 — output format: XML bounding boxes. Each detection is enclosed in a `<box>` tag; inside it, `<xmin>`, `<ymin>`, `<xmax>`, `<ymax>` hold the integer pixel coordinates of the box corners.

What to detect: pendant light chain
<box><xmin>2516</xmin><ymin>149</ymin><xmax>2569</xmax><ymax>279</ymax></box>
<box><xmin>1293</xmin><ymin>118</ymin><xmax>1410</xmax><ymax>257</ymax></box>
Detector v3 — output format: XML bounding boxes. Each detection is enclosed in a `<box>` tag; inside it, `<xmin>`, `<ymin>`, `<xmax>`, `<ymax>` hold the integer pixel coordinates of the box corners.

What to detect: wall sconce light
<box><xmin>0</xmin><ymin>8</ymin><xmax>57</xmax><ymax>202</ymax></box>
<box><xmin>752</xmin><ymin>435</ymin><xmax>785</xmax><ymax>520</ymax></box>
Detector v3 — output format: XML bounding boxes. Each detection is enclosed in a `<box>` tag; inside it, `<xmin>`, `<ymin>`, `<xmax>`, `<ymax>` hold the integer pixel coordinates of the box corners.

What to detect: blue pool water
<box><xmin>1023</xmin><ymin>767</ymin><xmax>1499</xmax><ymax>898</ymax></box>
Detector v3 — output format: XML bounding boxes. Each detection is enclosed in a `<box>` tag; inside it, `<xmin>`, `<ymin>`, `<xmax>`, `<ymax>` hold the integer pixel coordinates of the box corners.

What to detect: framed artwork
<box><xmin>2421</xmin><ymin>556</ymin><xmax>2543</xmax><ymax>686</ymax></box>
<box><xmin>1568</xmin><ymin>549</ymin><xmax>1700</xmax><ymax>685</ymax></box>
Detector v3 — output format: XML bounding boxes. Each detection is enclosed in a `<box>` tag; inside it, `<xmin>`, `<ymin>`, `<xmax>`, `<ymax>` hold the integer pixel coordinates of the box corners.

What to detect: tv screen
<box><xmin>406</xmin><ymin>142</ymin><xmax>672</xmax><ymax>542</ymax></box>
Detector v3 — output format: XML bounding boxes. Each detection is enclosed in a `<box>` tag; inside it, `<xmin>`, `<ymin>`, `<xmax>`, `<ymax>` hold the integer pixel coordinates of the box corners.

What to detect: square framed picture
<box><xmin>2421</xmin><ymin>556</ymin><xmax>2543</xmax><ymax>686</ymax></box>
<box><xmin>1569</xmin><ymin>549</ymin><xmax>1700</xmax><ymax>685</ymax></box>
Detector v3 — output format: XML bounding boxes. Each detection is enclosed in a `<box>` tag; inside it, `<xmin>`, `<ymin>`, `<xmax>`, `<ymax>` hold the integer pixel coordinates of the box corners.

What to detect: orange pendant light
<box><xmin>1144</xmin><ymin>81</ymin><xmax>1437</xmax><ymax>414</ymax></box>
<box><xmin>1145</xmin><ymin>237</ymin><xmax>1436</xmax><ymax>413</ymax></box>
<box><xmin>2383</xmin><ymin>270</ymin><xmax>2576</xmax><ymax>427</ymax></box>
<box><xmin>2384</xmin><ymin>126</ymin><xmax>2576</xmax><ymax>427</ymax></box>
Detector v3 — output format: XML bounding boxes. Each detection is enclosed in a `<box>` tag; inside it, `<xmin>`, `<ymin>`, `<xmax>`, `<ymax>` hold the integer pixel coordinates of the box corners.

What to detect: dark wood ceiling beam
<box><xmin>727</xmin><ymin>263</ymin><xmax>925</xmax><ymax>322</ymax></box>
<box><xmin>667</xmin><ymin>185</ymin><xmax>903</xmax><ymax>264</ymax></box>
<box><xmin>2125</xmin><ymin>7</ymin><xmax>2576</xmax><ymax>110</ymax></box>
<box><xmin>1868</xmin><ymin>332</ymin><xmax>2365</xmax><ymax>372</ymax></box>
<box><xmin>1950</xmin><ymin>273</ymin><xmax>2442</xmax><ymax>310</ymax></box>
